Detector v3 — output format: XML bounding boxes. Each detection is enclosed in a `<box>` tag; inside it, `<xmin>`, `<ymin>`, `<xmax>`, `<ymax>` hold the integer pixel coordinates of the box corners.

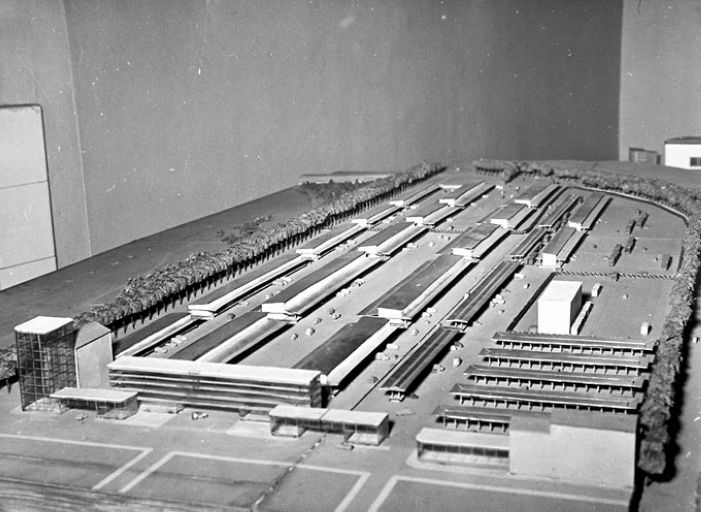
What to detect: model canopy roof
<box><xmin>538</xmin><ymin>280</ymin><xmax>582</xmax><ymax>302</ymax></box>
<box><xmin>15</xmin><ymin>316</ymin><xmax>73</xmax><ymax>335</ymax></box>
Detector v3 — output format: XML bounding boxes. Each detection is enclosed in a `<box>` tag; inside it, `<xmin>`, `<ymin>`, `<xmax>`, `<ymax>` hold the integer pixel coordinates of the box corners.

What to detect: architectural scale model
<box><xmin>1</xmin><ymin>160</ymin><xmax>700</xmax><ymax>511</ymax></box>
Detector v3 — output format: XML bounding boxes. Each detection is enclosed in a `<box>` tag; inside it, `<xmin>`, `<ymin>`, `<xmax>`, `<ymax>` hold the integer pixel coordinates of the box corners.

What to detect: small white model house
<box><xmin>537</xmin><ymin>280</ymin><xmax>583</xmax><ymax>334</ymax></box>
<box><xmin>664</xmin><ymin>136</ymin><xmax>701</xmax><ymax>170</ymax></box>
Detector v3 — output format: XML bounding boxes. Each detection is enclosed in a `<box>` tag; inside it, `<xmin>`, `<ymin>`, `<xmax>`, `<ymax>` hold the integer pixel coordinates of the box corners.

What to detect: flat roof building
<box><xmin>417</xmin><ymin>410</ymin><xmax>637</xmax><ymax>491</ymax></box>
<box><xmin>539</xmin><ymin>226</ymin><xmax>585</xmax><ymax>268</ymax></box>
<box><xmin>439</xmin><ymin>224</ymin><xmax>507</xmax><ymax>259</ymax></box>
<box><xmin>15</xmin><ymin>317</ymin><xmax>112</xmax><ymax>410</ymax></box>
<box><xmin>489</xmin><ymin>203</ymin><xmax>530</xmax><ymax>230</ymax></box>
<box><xmin>510</xmin><ymin>411</ymin><xmax>637</xmax><ymax>489</ymax></box>
<box><xmin>664</xmin><ymin>136</ymin><xmax>701</xmax><ymax>170</ymax></box>
<box><xmin>567</xmin><ymin>192</ymin><xmax>608</xmax><ymax>231</ymax></box>
<box><xmin>270</xmin><ymin>405</ymin><xmax>390</xmax><ymax>445</ymax></box>
<box><xmin>513</xmin><ymin>182</ymin><xmax>559</xmax><ymax>208</ymax></box>
<box><xmin>108</xmin><ymin>356</ymin><xmax>323</xmax><ymax>413</ymax></box>
<box><xmin>537</xmin><ymin>280</ymin><xmax>582</xmax><ymax>335</ymax></box>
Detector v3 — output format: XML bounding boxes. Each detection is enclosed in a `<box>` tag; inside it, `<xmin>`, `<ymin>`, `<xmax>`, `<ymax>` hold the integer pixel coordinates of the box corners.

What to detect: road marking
<box><xmin>367</xmin><ymin>475</ymin><xmax>629</xmax><ymax>512</ymax></box>
<box><xmin>334</xmin><ymin>472</ymin><xmax>370</xmax><ymax>512</ymax></box>
<box><xmin>120</xmin><ymin>450</ymin><xmax>370</xmax><ymax>512</ymax></box>
<box><xmin>367</xmin><ymin>475</ymin><xmax>399</xmax><ymax>512</ymax></box>
<box><xmin>119</xmin><ymin>451</ymin><xmax>176</xmax><ymax>494</ymax></box>
<box><xmin>92</xmin><ymin>447</ymin><xmax>154</xmax><ymax>491</ymax></box>
<box><xmin>0</xmin><ymin>433</ymin><xmax>153</xmax><ymax>491</ymax></box>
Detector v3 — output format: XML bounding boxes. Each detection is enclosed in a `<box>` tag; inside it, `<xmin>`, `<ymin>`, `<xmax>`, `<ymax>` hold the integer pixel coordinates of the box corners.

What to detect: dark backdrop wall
<box><xmin>11</xmin><ymin>0</ymin><xmax>622</xmax><ymax>258</ymax></box>
<box><xmin>619</xmin><ymin>0</ymin><xmax>701</xmax><ymax>159</ymax></box>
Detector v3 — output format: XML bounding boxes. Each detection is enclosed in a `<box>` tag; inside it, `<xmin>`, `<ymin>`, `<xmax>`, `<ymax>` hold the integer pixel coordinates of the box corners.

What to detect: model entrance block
<box><xmin>74</xmin><ymin>322</ymin><xmax>113</xmax><ymax>388</ymax></box>
<box><xmin>537</xmin><ymin>280</ymin><xmax>582</xmax><ymax>334</ymax></box>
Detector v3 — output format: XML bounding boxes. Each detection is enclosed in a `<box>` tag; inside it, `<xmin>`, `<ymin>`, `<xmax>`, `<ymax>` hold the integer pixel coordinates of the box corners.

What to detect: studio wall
<box><xmin>63</xmin><ymin>0</ymin><xmax>622</xmax><ymax>256</ymax></box>
<box><xmin>0</xmin><ymin>0</ymin><xmax>90</xmax><ymax>267</ymax></box>
<box><xmin>619</xmin><ymin>0</ymin><xmax>701</xmax><ymax>160</ymax></box>
<box><xmin>0</xmin><ymin>1</ymin><xmax>622</xmax><ymax>261</ymax></box>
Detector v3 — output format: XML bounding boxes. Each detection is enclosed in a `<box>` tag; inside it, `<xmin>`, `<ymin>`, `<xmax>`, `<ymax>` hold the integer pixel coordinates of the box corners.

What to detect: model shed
<box><xmin>664</xmin><ymin>136</ymin><xmax>701</xmax><ymax>170</ymax></box>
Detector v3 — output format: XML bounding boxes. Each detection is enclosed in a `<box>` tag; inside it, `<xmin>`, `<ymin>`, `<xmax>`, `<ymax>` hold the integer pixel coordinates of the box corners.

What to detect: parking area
<box><xmin>368</xmin><ymin>476</ymin><xmax>630</xmax><ymax>512</ymax></box>
<box><xmin>0</xmin><ymin>433</ymin><xmax>151</xmax><ymax>491</ymax></box>
<box><xmin>118</xmin><ymin>451</ymin><xmax>368</xmax><ymax>511</ymax></box>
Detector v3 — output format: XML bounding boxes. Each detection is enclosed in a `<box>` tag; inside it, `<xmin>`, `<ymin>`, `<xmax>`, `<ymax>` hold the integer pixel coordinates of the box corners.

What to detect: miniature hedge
<box><xmin>0</xmin><ymin>351</ymin><xmax>15</xmax><ymax>390</ymax></box>
<box><xmin>480</xmin><ymin>159</ymin><xmax>701</xmax><ymax>478</ymax></box>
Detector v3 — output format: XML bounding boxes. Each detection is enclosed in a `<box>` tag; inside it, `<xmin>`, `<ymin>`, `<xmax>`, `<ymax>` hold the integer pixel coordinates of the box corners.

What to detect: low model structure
<box><xmin>664</xmin><ymin>136</ymin><xmax>701</xmax><ymax>170</ymax></box>
<box><xmin>418</xmin><ymin>410</ymin><xmax>637</xmax><ymax>489</ymax></box>
<box><xmin>537</xmin><ymin>280</ymin><xmax>583</xmax><ymax>335</ymax></box>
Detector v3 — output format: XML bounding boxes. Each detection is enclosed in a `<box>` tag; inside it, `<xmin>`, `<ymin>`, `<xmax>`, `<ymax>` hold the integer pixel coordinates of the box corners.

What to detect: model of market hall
<box><xmin>14</xmin><ymin>179</ymin><xmax>671</xmax><ymax>505</ymax></box>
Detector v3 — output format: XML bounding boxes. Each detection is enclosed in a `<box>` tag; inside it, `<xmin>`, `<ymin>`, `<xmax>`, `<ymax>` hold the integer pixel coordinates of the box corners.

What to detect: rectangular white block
<box><xmin>537</xmin><ymin>280</ymin><xmax>582</xmax><ymax>335</ymax></box>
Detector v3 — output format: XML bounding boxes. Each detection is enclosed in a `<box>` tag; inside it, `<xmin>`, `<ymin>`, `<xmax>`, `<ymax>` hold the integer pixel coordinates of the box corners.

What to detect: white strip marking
<box><xmin>368</xmin><ymin>475</ymin><xmax>629</xmax><ymax>512</ymax></box>
<box><xmin>0</xmin><ymin>433</ymin><xmax>146</xmax><ymax>452</ymax></box>
<box><xmin>119</xmin><ymin>450</ymin><xmax>370</xmax><ymax>511</ymax></box>
<box><xmin>367</xmin><ymin>475</ymin><xmax>399</xmax><ymax>512</ymax></box>
<box><xmin>119</xmin><ymin>451</ymin><xmax>176</xmax><ymax>494</ymax></box>
<box><xmin>92</xmin><ymin>447</ymin><xmax>154</xmax><ymax>491</ymax></box>
<box><xmin>334</xmin><ymin>472</ymin><xmax>370</xmax><ymax>512</ymax></box>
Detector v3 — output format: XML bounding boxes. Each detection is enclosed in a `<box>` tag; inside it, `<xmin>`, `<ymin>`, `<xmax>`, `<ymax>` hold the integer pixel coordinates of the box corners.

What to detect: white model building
<box><xmin>537</xmin><ymin>280</ymin><xmax>583</xmax><ymax>334</ymax></box>
<box><xmin>664</xmin><ymin>136</ymin><xmax>701</xmax><ymax>170</ymax></box>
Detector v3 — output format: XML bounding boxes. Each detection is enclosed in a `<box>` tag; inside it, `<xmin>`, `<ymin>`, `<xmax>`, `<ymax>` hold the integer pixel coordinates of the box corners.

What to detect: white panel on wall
<box><xmin>0</xmin><ymin>182</ymin><xmax>56</xmax><ymax>267</ymax></box>
<box><xmin>0</xmin><ymin>104</ymin><xmax>56</xmax><ymax>290</ymax></box>
<box><xmin>0</xmin><ymin>105</ymin><xmax>48</xmax><ymax>188</ymax></box>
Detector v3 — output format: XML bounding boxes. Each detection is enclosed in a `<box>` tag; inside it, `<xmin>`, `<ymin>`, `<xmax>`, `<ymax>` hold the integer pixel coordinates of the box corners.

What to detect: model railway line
<box><xmin>187</xmin><ymin>255</ymin><xmax>310</xmax><ymax>318</ymax></box>
<box><xmin>536</xmin><ymin>192</ymin><xmax>581</xmax><ymax>230</ymax></box>
<box><xmin>380</xmin><ymin>327</ymin><xmax>459</xmax><ymax>399</ymax></box>
<box><xmin>443</xmin><ymin>260</ymin><xmax>521</xmax><ymax>331</ymax></box>
<box><xmin>361</xmin><ymin>254</ymin><xmax>473</xmax><ymax>323</ymax></box>
<box><xmin>116</xmin><ymin>314</ymin><xmax>201</xmax><ymax>357</ymax></box>
<box><xmin>508</xmin><ymin>228</ymin><xmax>547</xmax><ymax>262</ymax></box>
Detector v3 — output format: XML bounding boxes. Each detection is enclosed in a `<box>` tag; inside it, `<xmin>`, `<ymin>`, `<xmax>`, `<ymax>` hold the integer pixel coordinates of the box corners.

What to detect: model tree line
<box><xmin>475</xmin><ymin>159</ymin><xmax>701</xmax><ymax>478</ymax></box>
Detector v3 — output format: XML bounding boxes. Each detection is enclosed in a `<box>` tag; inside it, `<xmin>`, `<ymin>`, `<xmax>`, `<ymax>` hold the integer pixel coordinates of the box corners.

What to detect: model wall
<box><xmin>7</xmin><ymin>0</ymin><xmax>622</xmax><ymax>258</ymax></box>
<box><xmin>619</xmin><ymin>0</ymin><xmax>701</xmax><ymax>159</ymax></box>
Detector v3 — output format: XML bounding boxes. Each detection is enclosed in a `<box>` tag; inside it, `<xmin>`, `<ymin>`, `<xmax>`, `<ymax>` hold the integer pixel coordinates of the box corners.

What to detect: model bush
<box><xmin>0</xmin><ymin>348</ymin><xmax>16</xmax><ymax>391</ymax></box>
